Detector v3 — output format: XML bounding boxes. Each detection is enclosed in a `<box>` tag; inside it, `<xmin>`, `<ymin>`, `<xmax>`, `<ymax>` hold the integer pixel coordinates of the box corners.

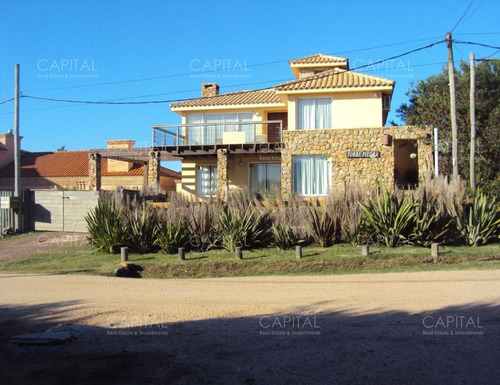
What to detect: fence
<box><xmin>30</xmin><ymin>190</ymin><xmax>100</xmax><ymax>232</ymax></box>
<box><xmin>0</xmin><ymin>190</ymin><xmax>14</xmax><ymax>234</ymax></box>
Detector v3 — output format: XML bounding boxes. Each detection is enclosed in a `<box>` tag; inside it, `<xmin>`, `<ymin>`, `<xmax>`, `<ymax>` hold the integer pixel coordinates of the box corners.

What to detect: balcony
<box><xmin>152</xmin><ymin>120</ymin><xmax>284</xmax><ymax>156</ymax></box>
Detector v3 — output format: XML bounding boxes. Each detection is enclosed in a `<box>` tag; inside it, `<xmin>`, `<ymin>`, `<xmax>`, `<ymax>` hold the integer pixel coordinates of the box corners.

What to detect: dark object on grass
<box><xmin>114</xmin><ymin>263</ymin><xmax>143</xmax><ymax>278</ymax></box>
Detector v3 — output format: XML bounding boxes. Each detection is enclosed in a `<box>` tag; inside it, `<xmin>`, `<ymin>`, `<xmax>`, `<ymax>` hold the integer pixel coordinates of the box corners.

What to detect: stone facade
<box><xmin>281</xmin><ymin>126</ymin><xmax>432</xmax><ymax>199</ymax></box>
<box><xmin>148</xmin><ymin>151</ymin><xmax>160</xmax><ymax>187</ymax></box>
<box><xmin>217</xmin><ymin>149</ymin><xmax>229</xmax><ymax>201</ymax></box>
<box><xmin>88</xmin><ymin>153</ymin><xmax>101</xmax><ymax>191</ymax></box>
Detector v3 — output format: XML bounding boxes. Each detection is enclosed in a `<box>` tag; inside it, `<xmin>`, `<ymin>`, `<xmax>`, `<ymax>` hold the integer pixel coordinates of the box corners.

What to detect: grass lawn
<box><xmin>0</xmin><ymin>242</ymin><xmax>499</xmax><ymax>278</ymax></box>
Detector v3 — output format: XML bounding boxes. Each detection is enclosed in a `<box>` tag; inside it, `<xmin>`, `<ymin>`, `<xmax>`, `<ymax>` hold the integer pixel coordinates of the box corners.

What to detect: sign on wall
<box><xmin>347</xmin><ymin>151</ymin><xmax>380</xmax><ymax>158</ymax></box>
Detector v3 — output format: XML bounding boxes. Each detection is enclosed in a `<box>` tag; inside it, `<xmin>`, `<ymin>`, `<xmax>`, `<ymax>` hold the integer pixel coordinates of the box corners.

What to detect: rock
<box><xmin>10</xmin><ymin>331</ymin><xmax>73</xmax><ymax>345</ymax></box>
<box><xmin>115</xmin><ymin>264</ymin><xmax>143</xmax><ymax>278</ymax></box>
<box><xmin>45</xmin><ymin>324</ymin><xmax>97</xmax><ymax>339</ymax></box>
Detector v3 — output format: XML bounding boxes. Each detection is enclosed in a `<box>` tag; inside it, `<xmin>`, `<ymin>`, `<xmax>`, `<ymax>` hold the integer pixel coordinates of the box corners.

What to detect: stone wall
<box><xmin>148</xmin><ymin>151</ymin><xmax>160</xmax><ymax>187</ymax></box>
<box><xmin>88</xmin><ymin>153</ymin><xmax>101</xmax><ymax>191</ymax></box>
<box><xmin>217</xmin><ymin>149</ymin><xmax>228</xmax><ymax>201</ymax></box>
<box><xmin>281</xmin><ymin>126</ymin><xmax>432</xmax><ymax>199</ymax></box>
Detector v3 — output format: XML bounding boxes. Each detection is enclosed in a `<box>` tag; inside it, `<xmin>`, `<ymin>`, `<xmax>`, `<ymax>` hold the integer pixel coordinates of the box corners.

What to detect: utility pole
<box><xmin>446</xmin><ymin>32</ymin><xmax>459</xmax><ymax>180</ymax></box>
<box><xmin>14</xmin><ymin>64</ymin><xmax>21</xmax><ymax>232</ymax></box>
<box><xmin>469</xmin><ymin>52</ymin><xmax>476</xmax><ymax>193</ymax></box>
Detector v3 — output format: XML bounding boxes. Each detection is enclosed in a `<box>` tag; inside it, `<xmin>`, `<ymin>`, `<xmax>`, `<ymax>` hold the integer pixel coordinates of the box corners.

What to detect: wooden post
<box><xmin>296</xmin><ymin>245</ymin><xmax>302</xmax><ymax>259</ymax></box>
<box><xmin>469</xmin><ymin>52</ymin><xmax>476</xmax><ymax>193</ymax></box>
<box><xmin>431</xmin><ymin>243</ymin><xmax>439</xmax><ymax>264</ymax></box>
<box><xmin>235</xmin><ymin>246</ymin><xmax>242</xmax><ymax>260</ymax></box>
<box><xmin>362</xmin><ymin>245</ymin><xmax>370</xmax><ymax>256</ymax></box>
<box><xmin>120</xmin><ymin>247</ymin><xmax>129</xmax><ymax>267</ymax></box>
<box><xmin>446</xmin><ymin>32</ymin><xmax>459</xmax><ymax>180</ymax></box>
<box><xmin>178</xmin><ymin>247</ymin><xmax>185</xmax><ymax>261</ymax></box>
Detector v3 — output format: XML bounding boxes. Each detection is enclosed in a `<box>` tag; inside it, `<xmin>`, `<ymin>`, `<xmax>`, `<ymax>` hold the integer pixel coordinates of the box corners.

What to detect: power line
<box><xmin>20</xmin><ymin>40</ymin><xmax>445</xmax><ymax>107</ymax></box>
<box><xmin>0</xmin><ymin>98</ymin><xmax>14</xmax><ymax>106</ymax></box>
<box><xmin>459</xmin><ymin>0</ymin><xmax>486</xmax><ymax>29</ymax></box>
<box><xmin>22</xmin><ymin>35</ymin><xmax>443</xmax><ymax>92</ymax></box>
<box><xmin>454</xmin><ymin>40</ymin><xmax>500</xmax><ymax>50</ymax></box>
<box><xmin>451</xmin><ymin>0</ymin><xmax>477</xmax><ymax>32</ymax></box>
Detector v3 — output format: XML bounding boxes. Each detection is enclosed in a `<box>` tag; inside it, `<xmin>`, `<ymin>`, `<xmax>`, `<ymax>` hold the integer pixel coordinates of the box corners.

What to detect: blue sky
<box><xmin>0</xmin><ymin>0</ymin><xmax>498</xmax><ymax>171</ymax></box>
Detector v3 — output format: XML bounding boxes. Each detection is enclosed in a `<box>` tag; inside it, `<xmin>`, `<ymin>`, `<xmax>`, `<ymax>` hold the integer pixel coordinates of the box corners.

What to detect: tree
<box><xmin>56</xmin><ymin>145</ymin><xmax>66</xmax><ymax>152</ymax></box>
<box><xmin>397</xmin><ymin>60</ymin><xmax>500</xmax><ymax>195</ymax></box>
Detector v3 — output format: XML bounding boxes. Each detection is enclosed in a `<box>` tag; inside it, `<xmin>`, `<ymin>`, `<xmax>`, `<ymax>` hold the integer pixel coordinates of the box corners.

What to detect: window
<box><xmin>197</xmin><ymin>165</ymin><xmax>217</xmax><ymax>197</ymax></box>
<box><xmin>297</xmin><ymin>97</ymin><xmax>332</xmax><ymax>130</ymax></box>
<box><xmin>292</xmin><ymin>156</ymin><xmax>331</xmax><ymax>196</ymax></box>
<box><xmin>249</xmin><ymin>163</ymin><xmax>281</xmax><ymax>193</ymax></box>
<box><xmin>187</xmin><ymin>113</ymin><xmax>253</xmax><ymax>145</ymax></box>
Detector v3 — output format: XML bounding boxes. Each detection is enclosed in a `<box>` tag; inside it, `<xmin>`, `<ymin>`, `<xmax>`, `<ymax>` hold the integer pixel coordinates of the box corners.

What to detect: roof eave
<box><xmin>274</xmin><ymin>86</ymin><xmax>394</xmax><ymax>95</ymax></box>
<box><xmin>171</xmin><ymin>102</ymin><xmax>287</xmax><ymax>112</ymax></box>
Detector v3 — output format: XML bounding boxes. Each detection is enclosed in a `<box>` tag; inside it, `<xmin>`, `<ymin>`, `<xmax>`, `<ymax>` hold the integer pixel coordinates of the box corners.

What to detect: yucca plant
<box><xmin>217</xmin><ymin>205</ymin><xmax>263</xmax><ymax>252</ymax></box>
<box><xmin>359</xmin><ymin>183</ymin><xmax>417</xmax><ymax>247</ymax></box>
<box><xmin>85</xmin><ymin>198</ymin><xmax>125</xmax><ymax>253</ymax></box>
<box><xmin>410</xmin><ymin>191</ymin><xmax>450</xmax><ymax>247</ymax></box>
<box><xmin>451</xmin><ymin>190</ymin><xmax>500</xmax><ymax>246</ymax></box>
<box><xmin>123</xmin><ymin>204</ymin><xmax>158</xmax><ymax>254</ymax></box>
<box><xmin>154</xmin><ymin>219</ymin><xmax>187</xmax><ymax>254</ymax></box>
<box><xmin>270</xmin><ymin>222</ymin><xmax>300</xmax><ymax>250</ymax></box>
<box><xmin>302</xmin><ymin>205</ymin><xmax>336</xmax><ymax>248</ymax></box>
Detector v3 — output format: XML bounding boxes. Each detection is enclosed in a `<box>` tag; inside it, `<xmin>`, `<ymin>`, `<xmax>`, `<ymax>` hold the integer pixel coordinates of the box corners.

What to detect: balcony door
<box><xmin>267</xmin><ymin>112</ymin><xmax>287</xmax><ymax>143</ymax></box>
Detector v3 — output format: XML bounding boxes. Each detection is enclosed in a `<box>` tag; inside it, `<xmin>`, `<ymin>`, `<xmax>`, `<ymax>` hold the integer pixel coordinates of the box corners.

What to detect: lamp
<box><xmin>383</xmin><ymin>134</ymin><xmax>392</xmax><ymax>146</ymax></box>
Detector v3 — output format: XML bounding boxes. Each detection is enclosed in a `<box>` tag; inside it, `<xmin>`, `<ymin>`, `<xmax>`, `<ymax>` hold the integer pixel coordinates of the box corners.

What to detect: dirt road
<box><xmin>1</xmin><ymin>270</ymin><xmax>499</xmax><ymax>384</ymax></box>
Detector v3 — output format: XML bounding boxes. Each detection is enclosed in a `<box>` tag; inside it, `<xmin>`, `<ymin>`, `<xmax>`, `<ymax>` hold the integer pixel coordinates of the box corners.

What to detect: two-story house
<box><xmin>152</xmin><ymin>53</ymin><xmax>431</xmax><ymax>200</ymax></box>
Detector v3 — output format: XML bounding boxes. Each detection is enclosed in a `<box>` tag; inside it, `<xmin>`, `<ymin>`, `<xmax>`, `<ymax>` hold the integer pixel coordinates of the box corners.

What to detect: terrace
<box><xmin>152</xmin><ymin>119</ymin><xmax>284</xmax><ymax>156</ymax></box>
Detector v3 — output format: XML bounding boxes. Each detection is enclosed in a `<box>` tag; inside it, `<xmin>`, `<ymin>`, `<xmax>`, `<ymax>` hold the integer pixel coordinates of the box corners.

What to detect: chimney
<box><xmin>201</xmin><ymin>83</ymin><xmax>219</xmax><ymax>98</ymax></box>
<box><xmin>105</xmin><ymin>140</ymin><xmax>136</xmax><ymax>173</ymax></box>
<box><xmin>0</xmin><ymin>132</ymin><xmax>16</xmax><ymax>169</ymax></box>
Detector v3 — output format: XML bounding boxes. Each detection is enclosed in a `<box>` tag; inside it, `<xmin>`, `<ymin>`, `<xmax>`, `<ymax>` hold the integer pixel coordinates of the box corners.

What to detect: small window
<box><xmin>292</xmin><ymin>156</ymin><xmax>331</xmax><ymax>196</ymax></box>
<box><xmin>197</xmin><ymin>165</ymin><xmax>217</xmax><ymax>197</ymax></box>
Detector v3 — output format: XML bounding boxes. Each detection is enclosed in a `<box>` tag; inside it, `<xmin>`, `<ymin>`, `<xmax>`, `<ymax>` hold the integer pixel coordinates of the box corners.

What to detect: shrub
<box><xmin>187</xmin><ymin>202</ymin><xmax>219</xmax><ymax>251</ymax></box>
<box><xmin>85</xmin><ymin>198</ymin><xmax>125</xmax><ymax>253</ymax></box>
<box><xmin>451</xmin><ymin>190</ymin><xmax>500</xmax><ymax>246</ymax></box>
<box><xmin>154</xmin><ymin>219</ymin><xmax>187</xmax><ymax>254</ymax></box>
<box><xmin>217</xmin><ymin>205</ymin><xmax>263</xmax><ymax>252</ymax></box>
<box><xmin>123</xmin><ymin>204</ymin><xmax>158</xmax><ymax>254</ymax></box>
<box><xmin>410</xmin><ymin>191</ymin><xmax>451</xmax><ymax>247</ymax></box>
<box><xmin>302</xmin><ymin>205</ymin><xmax>336</xmax><ymax>248</ymax></box>
<box><xmin>359</xmin><ymin>183</ymin><xmax>417</xmax><ymax>247</ymax></box>
<box><xmin>271</xmin><ymin>222</ymin><xmax>299</xmax><ymax>250</ymax></box>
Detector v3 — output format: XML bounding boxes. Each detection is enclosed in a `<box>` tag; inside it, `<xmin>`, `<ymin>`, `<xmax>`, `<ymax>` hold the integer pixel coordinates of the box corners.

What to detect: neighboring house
<box><xmin>0</xmin><ymin>135</ymin><xmax>180</xmax><ymax>191</ymax></box>
<box><xmin>152</xmin><ymin>53</ymin><xmax>432</xmax><ymax>200</ymax></box>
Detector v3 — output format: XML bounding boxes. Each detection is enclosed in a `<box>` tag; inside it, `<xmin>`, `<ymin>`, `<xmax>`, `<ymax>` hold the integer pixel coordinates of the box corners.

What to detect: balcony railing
<box><xmin>152</xmin><ymin>120</ymin><xmax>283</xmax><ymax>149</ymax></box>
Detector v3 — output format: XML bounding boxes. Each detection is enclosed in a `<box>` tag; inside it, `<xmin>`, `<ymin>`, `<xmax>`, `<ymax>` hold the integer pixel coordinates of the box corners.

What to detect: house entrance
<box><xmin>394</xmin><ymin>139</ymin><xmax>418</xmax><ymax>187</ymax></box>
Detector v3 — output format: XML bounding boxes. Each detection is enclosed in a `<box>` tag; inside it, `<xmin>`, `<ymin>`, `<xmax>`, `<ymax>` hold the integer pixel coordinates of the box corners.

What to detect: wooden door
<box><xmin>267</xmin><ymin>112</ymin><xmax>288</xmax><ymax>143</ymax></box>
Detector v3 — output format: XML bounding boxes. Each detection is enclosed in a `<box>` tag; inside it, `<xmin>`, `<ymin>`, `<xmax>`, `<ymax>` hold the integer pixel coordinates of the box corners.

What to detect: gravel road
<box><xmin>1</xmin><ymin>270</ymin><xmax>499</xmax><ymax>384</ymax></box>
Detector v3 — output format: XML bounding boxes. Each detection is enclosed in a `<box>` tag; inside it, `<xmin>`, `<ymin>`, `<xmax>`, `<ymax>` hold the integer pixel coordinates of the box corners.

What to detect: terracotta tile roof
<box><xmin>170</xmin><ymin>89</ymin><xmax>284</xmax><ymax>109</ymax></box>
<box><xmin>275</xmin><ymin>68</ymin><xmax>394</xmax><ymax>92</ymax></box>
<box><xmin>289</xmin><ymin>53</ymin><xmax>348</xmax><ymax>65</ymax></box>
<box><xmin>0</xmin><ymin>151</ymin><xmax>179</xmax><ymax>178</ymax></box>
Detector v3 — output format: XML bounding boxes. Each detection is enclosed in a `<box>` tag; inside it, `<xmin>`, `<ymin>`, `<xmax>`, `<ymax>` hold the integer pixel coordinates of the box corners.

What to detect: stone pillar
<box><xmin>148</xmin><ymin>151</ymin><xmax>160</xmax><ymax>187</ymax></box>
<box><xmin>280</xmin><ymin>151</ymin><xmax>292</xmax><ymax>201</ymax></box>
<box><xmin>88</xmin><ymin>153</ymin><xmax>101</xmax><ymax>191</ymax></box>
<box><xmin>217</xmin><ymin>149</ymin><xmax>228</xmax><ymax>201</ymax></box>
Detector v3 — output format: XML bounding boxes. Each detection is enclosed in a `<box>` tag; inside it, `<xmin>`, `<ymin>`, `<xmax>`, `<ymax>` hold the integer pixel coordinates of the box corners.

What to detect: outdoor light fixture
<box><xmin>383</xmin><ymin>134</ymin><xmax>392</xmax><ymax>146</ymax></box>
<box><xmin>239</xmin><ymin>159</ymin><xmax>244</xmax><ymax>167</ymax></box>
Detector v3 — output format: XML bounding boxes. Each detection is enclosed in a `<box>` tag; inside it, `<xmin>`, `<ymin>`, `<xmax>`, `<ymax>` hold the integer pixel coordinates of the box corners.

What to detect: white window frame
<box><xmin>292</xmin><ymin>155</ymin><xmax>332</xmax><ymax>196</ymax></box>
<box><xmin>197</xmin><ymin>164</ymin><xmax>218</xmax><ymax>198</ymax></box>
<box><xmin>297</xmin><ymin>97</ymin><xmax>333</xmax><ymax>130</ymax></box>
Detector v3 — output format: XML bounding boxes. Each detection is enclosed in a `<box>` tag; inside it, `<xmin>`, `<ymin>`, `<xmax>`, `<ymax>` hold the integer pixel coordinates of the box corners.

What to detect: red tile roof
<box><xmin>0</xmin><ymin>151</ymin><xmax>180</xmax><ymax>178</ymax></box>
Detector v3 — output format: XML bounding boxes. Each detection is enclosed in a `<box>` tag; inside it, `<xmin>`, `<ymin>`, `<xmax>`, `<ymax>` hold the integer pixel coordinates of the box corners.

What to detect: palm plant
<box><xmin>302</xmin><ymin>205</ymin><xmax>336</xmax><ymax>248</ymax></box>
<box><xmin>217</xmin><ymin>205</ymin><xmax>263</xmax><ymax>252</ymax></box>
<box><xmin>154</xmin><ymin>218</ymin><xmax>187</xmax><ymax>254</ymax></box>
<box><xmin>123</xmin><ymin>204</ymin><xmax>158</xmax><ymax>254</ymax></box>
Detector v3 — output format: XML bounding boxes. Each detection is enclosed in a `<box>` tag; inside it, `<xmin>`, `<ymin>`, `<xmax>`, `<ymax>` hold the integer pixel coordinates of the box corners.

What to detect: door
<box><xmin>267</xmin><ymin>112</ymin><xmax>288</xmax><ymax>143</ymax></box>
